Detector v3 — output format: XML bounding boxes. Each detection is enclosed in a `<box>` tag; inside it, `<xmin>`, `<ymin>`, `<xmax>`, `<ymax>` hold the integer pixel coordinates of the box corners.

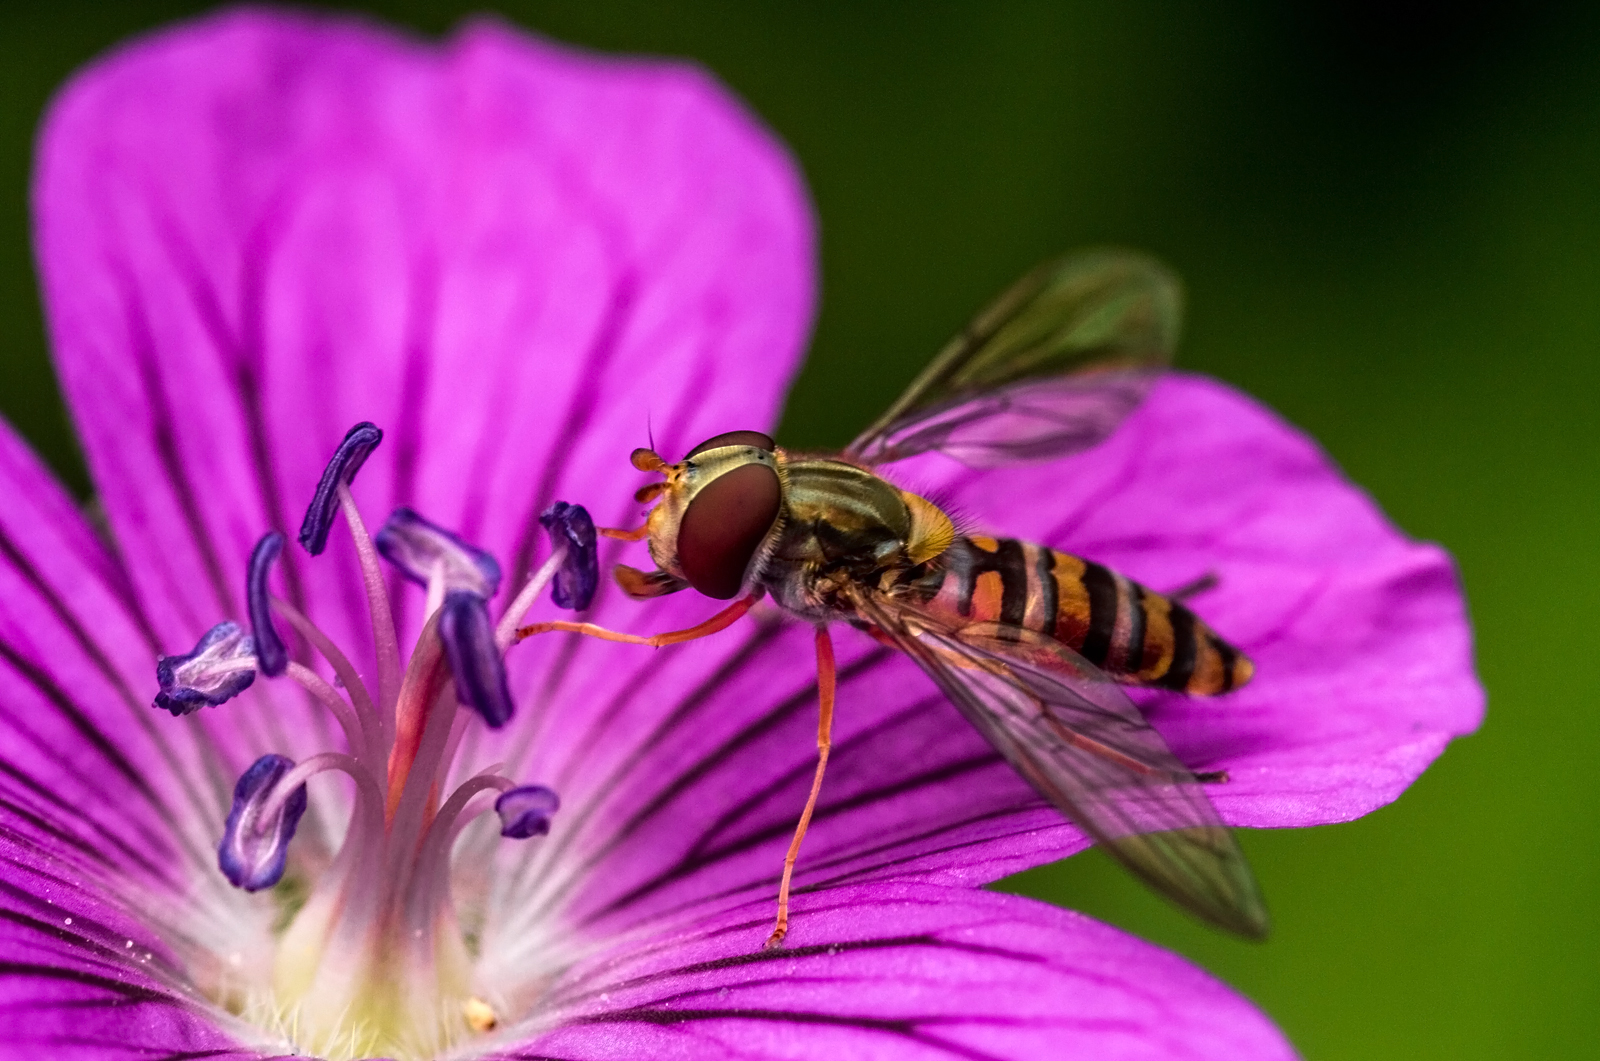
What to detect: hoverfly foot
<box><xmin>1194</xmin><ymin>768</ymin><xmax>1229</xmax><ymax>784</ymax></box>
<box><xmin>762</xmin><ymin>925</ymin><xmax>788</xmax><ymax>950</ymax></box>
<box><xmin>1169</xmin><ymin>571</ymin><xmax>1220</xmax><ymax>602</ymax></box>
<box><xmin>598</xmin><ymin>523</ymin><xmax>651</xmax><ymax>541</ymax></box>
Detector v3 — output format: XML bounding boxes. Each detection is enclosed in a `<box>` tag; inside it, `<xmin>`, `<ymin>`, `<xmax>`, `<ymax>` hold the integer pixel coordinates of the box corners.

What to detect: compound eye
<box><xmin>677</xmin><ymin>463</ymin><xmax>781</xmax><ymax>599</ymax></box>
<box><xmin>685</xmin><ymin>430</ymin><xmax>776</xmax><ymax>459</ymax></box>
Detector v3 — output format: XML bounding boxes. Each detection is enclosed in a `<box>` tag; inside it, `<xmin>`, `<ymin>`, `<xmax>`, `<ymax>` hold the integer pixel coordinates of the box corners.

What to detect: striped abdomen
<box><xmin>909</xmin><ymin>536</ymin><xmax>1252</xmax><ymax>695</ymax></box>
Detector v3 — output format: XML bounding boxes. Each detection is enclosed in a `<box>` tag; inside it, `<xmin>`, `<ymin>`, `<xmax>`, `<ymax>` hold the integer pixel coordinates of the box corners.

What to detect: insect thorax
<box><xmin>756</xmin><ymin>458</ymin><xmax>951</xmax><ymax>617</ymax></box>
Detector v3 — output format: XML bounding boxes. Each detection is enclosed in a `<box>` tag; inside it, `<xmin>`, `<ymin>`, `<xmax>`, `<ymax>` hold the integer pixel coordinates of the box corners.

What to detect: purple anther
<box><xmin>540</xmin><ymin>501</ymin><xmax>599</xmax><ymax>611</ymax></box>
<box><xmin>375</xmin><ymin>507</ymin><xmax>502</xmax><ymax>598</ymax></box>
<box><xmin>154</xmin><ymin>620</ymin><xmax>257</xmax><ymax>716</ymax></box>
<box><xmin>438</xmin><ymin>590</ymin><xmax>514</xmax><ymax>728</ymax></box>
<box><xmin>494</xmin><ymin>784</ymin><xmax>560</xmax><ymax>839</ymax></box>
<box><xmin>298</xmin><ymin>421</ymin><xmax>383</xmax><ymax>556</ymax></box>
<box><xmin>218</xmin><ymin>754</ymin><xmax>308</xmax><ymax>892</ymax></box>
<box><xmin>247</xmin><ymin>531</ymin><xmax>288</xmax><ymax>677</ymax></box>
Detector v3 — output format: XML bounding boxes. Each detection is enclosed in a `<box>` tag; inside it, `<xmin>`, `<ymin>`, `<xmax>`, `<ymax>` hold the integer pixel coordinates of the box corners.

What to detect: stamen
<box><xmin>403</xmin><ymin>771</ymin><xmax>557</xmax><ymax>933</ymax></box>
<box><xmin>259</xmin><ymin>751</ymin><xmax>379</xmax><ymax>823</ymax></box>
<box><xmin>219</xmin><ymin>753</ymin><xmax>309</xmax><ymax>892</ymax></box>
<box><xmin>270</xmin><ymin>597</ymin><xmax>381</xmax><ymax>739</ymax></box>
<box><xmin>437</xmin><ymin>710</ymin><xmax>473</xmax><ymax>791</ymax></box>
<box><xmin>247</xmin><ymin>532</ymin><xmax>288</xmax><ymax>677</ymax></box>
<box><xmin>283</xmin><ymin>662</ymin><xmax>373</xmax><ymax>765</ymax></box>
<box><xmin>402</xmin><ymin>769</ymin><xmax>514</xmax><ymax>926</ymax></box>
<box><xmin>148</xmin><ymin>418</ymin><xmax>597</xmax><ymax>1057</ymax></box>
<box><xmin>375</xmin><ymin>507</ymin><xmax>502</xmax><ymax>599</ymax></box>
<box><xmin>337</xmin><ymin>482</ymin><xmax>402</xmax><ymax>728</ymax></box>
<box><xmin>425</xmin><ymin>563</ymin><xmax>447</xmax><ymax>621</ymax></box>
<box><xmin>438</xmin><ymin>590</ymin><xmax>514</xmax><ymax>728</ymax></box>
<box><xmin>540</xmin><ymin>502</ymin><xmax>599</xmax><ymax>610</ymax></box>
<box><xmin>494</xmin><ymin>543</ymin><xmax>568</xmax><ymax>650</ymax></box>
<box><xmin>153</xmin><ymin>620</ymin><xmax>257</xmax><ymax>716</ymax></box>
<box><xmin>495</xmin><ymin>785</ymin><xmax>561</xmax><ymax>838</ymax></box>
<box><xmin>298</xmin><ymin>421</ymin><xmax>382</xmax><ymax>556</ymax></box>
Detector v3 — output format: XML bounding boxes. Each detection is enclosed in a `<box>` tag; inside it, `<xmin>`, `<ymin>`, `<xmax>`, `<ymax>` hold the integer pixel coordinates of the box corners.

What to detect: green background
<box><xmin>2</xmin><ymin>3</ymin><xmax>1595</xmax><ymax>1058</ymax></box>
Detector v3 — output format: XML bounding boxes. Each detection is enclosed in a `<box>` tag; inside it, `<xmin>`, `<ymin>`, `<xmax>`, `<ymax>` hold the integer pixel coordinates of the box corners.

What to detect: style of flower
<box><xmin>0</xmin><ymin>8</ymin><xmax>1483</xmax><ymax>1061</ymax></box>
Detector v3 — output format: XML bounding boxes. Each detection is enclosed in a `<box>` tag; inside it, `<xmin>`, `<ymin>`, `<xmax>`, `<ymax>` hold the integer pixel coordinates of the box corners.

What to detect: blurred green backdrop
<box><xmin>3</xmin><ymin>3</ymin><xmax>1596</xmax><ymax>1059</ymax></box>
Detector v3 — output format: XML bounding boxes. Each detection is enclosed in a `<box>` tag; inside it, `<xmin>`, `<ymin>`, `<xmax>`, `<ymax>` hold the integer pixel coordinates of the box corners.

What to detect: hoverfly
<box><xmin>516</xmin><ymin>249</ymin><xmax>1268</xmax><ymax>946</ymax></box>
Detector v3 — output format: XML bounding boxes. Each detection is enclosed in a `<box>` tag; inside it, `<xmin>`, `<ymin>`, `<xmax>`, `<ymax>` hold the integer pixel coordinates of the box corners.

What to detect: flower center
<box><xmin>153</xmin><ymin>423</ymin><xmax>596</xmax><ymax>1060</ymax></box>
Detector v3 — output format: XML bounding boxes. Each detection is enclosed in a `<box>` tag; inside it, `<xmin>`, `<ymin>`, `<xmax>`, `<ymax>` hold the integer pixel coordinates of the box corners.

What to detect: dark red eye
<box><xmin>685</xmin><ymin>430</ymin><xmax>775</xmax><ymax>459</ymax></box>
<box><xmin>678</xmin><ymin>464</ymin><xmax>781</xmax><ymax>599</ymax></box>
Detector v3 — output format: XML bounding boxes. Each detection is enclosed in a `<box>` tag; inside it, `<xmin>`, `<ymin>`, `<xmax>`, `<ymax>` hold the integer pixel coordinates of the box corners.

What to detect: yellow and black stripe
<box><xmin>908</xmin><ymin>536</ymin><xmax>1251</xmax><ymax>695</ymax></box>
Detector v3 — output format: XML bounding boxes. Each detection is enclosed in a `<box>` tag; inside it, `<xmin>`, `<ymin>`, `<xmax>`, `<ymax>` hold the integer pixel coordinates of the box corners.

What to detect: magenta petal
<box><xmin>0</xmin><ymin>422</ymin><xmax>264</xmax><ymax>1056</ymax></box>
<box><xmin>514</xmin><ymin>882</ymin><xmax>1295</xmax><ymax>1061</ymax></box>
<box><xmin>0</xmin><ymin>418</ymin><xmax>216</xmax><ymax>892</ymax></box>
<box><xmin>0</xmin><ymin>835</ymin><xmax>261</xmax><ymax>1061</ymax></box>
<box><xmin>33</xmin><ymin>5</ymin><xmax>814</xmax><ymax>677</ymax></box>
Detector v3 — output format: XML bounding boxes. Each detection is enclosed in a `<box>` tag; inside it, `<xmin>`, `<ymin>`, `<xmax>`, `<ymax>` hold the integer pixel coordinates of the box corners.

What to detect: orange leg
<box><xmin>763</xmin><ymin>625</ymin><xmax>837</xmax><ymax>949</ymax></box>
<box><xmin>598</xmin><ymin>525</ymin><xmax>651</xmax><ymax>541</ymax></box>
<box><xmin>512</xmin><ymin>594</ymin><xmax>756</xmax><ymax>647</ymax></box>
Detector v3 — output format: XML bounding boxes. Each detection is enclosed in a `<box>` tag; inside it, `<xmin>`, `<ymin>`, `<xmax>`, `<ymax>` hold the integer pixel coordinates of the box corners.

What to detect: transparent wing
<box><xmin>848</xmin><ymin>249</ymin><xmax>1181</xmax><ymax>467</ymax></box>
<box><xmin>849</xmin><ymin>587</ymin><xmax>1268</xmax><ymax>939</ymax></box>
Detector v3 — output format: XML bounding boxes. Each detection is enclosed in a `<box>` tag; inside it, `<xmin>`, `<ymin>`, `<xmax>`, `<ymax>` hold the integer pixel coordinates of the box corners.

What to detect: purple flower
<box><xmin>0</xmin><ymin>7</ymin><xmax>1482</xmax><ymax>1060</ymax></box>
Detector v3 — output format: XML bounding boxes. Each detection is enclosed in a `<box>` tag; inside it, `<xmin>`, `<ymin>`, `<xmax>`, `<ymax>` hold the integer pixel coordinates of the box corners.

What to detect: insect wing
<box><xmin>849</xmin><ymin>249</ymin><xmax>1180</xmax><ymax>467</ymax></box>
<box><xmin>850</xmin><ymin>588</ymin><xmax>1268</xmax><ymax>939</ymax></box>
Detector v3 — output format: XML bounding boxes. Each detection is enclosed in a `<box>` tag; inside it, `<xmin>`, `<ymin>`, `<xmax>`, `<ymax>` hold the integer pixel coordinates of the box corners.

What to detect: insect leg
<box><xmin>763</xmin><ymin>624</ymin><xmax>837</xmax><ymax>950</ymax></box>
<box><xmin>1168</xmin><ymin>571</ymin><xmax>1219</xmax><ymax>602</ymax></box>
<box><xmin>597</xmin><ymin>525</ymin><xmax>651</xmax><ymax>541</ymax></box>
<box><xmin>512</xmin><ymin>594</ymin><xmax>756</xmax><ymax>647</ymax></box>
